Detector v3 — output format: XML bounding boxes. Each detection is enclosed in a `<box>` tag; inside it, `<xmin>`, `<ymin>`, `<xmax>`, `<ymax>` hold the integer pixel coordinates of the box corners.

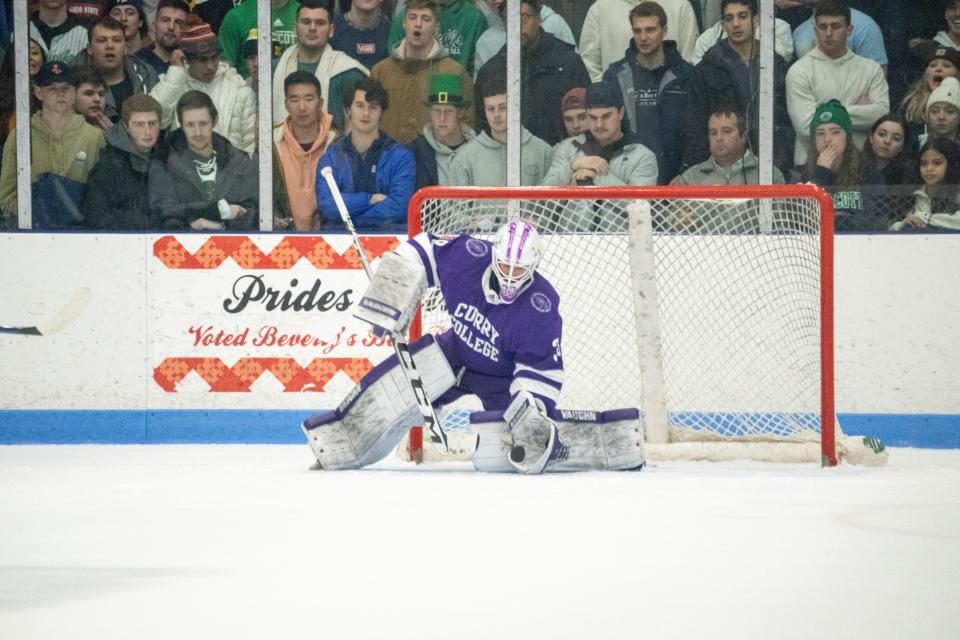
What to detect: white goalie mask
<box><xmin>490</xmin><ymin>220</ymin><xmax>542</xmax><ymax>303</ymax></box>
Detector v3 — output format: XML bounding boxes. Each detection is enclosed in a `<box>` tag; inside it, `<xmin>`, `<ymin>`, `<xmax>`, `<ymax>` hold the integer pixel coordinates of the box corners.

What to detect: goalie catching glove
<box><xmin>354</xmin><ymin>252</ymin><xmax>428</xmax><ymax>337</ymax></box>
<box><xmin>504</xmin><ymin>391</ymin><xmax>566</xmax><ymax>474</ymax></box>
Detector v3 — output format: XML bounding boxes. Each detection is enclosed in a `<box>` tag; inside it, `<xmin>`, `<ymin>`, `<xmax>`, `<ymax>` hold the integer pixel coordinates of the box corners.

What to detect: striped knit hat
<box><xmin>180</xmin><ymin>14</ymin><xmax>217</xmax><ymax>57</ymax></box>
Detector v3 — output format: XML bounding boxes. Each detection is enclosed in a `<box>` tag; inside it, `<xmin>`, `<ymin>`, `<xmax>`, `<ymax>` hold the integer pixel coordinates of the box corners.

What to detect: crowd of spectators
<box><xmin>0</xmin><ymin>0</ymin><xmax>958</xmax><ymax>233</ymax></box>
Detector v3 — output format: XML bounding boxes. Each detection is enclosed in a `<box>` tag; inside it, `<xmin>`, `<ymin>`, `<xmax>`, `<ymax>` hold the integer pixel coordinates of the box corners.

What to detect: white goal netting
<box><xmin>408</xmin><ymin>186</ymin><xmax>836</xmax><ymax>463</ymax></box>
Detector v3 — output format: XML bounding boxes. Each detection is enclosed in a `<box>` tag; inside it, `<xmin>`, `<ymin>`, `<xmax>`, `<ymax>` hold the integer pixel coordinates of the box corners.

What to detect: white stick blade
<box><xmin>38</xmin><ymin>287</ymin><xmax>92</xmax><ymax>335</ymax></box>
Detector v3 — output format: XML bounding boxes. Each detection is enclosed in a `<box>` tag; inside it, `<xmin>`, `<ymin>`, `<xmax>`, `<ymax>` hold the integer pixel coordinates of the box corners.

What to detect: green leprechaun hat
<box><xmin>424</xmin><ymin>73</ymin><xmax>470</xmax><ymax>108</ymax></box>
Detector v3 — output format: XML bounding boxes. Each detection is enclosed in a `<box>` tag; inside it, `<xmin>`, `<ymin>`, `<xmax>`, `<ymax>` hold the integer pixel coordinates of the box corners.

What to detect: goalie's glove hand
<box><xmin>504</xmin><ymin>391</ymin><xmax>564</xmax><ymax>475</ymax></box>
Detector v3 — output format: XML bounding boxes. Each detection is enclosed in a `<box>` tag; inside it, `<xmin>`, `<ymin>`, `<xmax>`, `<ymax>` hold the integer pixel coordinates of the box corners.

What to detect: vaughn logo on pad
<box><xmin>359</xmin><ymin>297</ymin><xmax>401</xmax><ymax>319</ymax></box>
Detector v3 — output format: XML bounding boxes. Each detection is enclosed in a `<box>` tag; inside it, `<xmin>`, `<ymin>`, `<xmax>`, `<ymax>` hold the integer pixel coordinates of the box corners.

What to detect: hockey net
<box><xmin>406</xmin><ymin>186</ymin><xmax>839</xmax><ymax>466</ymax></box>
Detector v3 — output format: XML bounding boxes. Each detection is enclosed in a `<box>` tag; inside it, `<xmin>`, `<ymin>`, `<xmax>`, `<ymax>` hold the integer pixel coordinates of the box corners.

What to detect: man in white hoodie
<box><xmin>579</xmin><ymin>0</ymin><xmax>700</xmax><ymax>82</ymax></box>
<box><xmin>785</xmin><ymin>0</ymin><xmax>888</xmax><ymax>166</ymax></box>
<box><xmin>271</xmin><ymin>1</ymin><xmax>369</xmax><ymax>132</ymax></box>
<box><xmin>150</xmin><ymin>14</ymin><xmax>257</xmax><ymax>155</ymax></box>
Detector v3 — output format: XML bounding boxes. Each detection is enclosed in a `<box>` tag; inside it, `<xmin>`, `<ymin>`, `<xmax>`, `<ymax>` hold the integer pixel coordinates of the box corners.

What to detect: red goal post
<box><xmin>406</xmin><ymin>185</ymin><xmax>837</xmax><ymax>466</ymax></box>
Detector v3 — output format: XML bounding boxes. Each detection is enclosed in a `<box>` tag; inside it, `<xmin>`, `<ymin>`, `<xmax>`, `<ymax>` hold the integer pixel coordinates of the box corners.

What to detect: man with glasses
<box><xmin>474</xmin><ymin>0</ymin><xmax>588</xmax><ymax>146</ymax></box>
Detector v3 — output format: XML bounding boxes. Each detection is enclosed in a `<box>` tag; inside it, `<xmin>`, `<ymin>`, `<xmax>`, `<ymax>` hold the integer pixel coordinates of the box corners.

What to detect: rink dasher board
<box><xmin>0</xmin><ymin>232</ymin><xmax>958</xmax><ymax>447</ymax></box>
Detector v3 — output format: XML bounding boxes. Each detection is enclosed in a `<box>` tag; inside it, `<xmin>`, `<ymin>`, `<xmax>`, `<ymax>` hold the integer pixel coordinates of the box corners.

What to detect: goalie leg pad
<box><xmin>302</xmin><ymin>335</ymin><xmax>455</xmax><ymax>470</ymax></box>
<box><xmin>353</xmin><ymin>252</ymin><xmax>427</xmax><ymax>336</ymax></box>
<box><xmin>472</xmin><ymin>408</ymin><xmax>645</xmax><ymax>473</ymax></box>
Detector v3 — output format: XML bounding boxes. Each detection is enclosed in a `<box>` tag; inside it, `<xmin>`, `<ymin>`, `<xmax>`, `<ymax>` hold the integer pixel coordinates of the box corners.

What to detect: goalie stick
<box><xmin>0</xmin><ymin>287</ymin><xmax>92</xmax><ymax>336</ymax></box>
<box><xmin>319</xmin><ymin>167</ymin><xmax>449</xmax><ymax>453</ymax></box>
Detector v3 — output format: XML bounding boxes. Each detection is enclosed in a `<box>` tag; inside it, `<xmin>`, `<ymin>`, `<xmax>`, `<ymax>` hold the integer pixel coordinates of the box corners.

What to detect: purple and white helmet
<box><xmin>491</xmin><ymin>220</ymin><xmax>542</xmax><ymax>303</ymax></box>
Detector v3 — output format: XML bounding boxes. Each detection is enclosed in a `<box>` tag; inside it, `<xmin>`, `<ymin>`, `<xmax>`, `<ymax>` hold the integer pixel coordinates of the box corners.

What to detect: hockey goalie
<box><xmin>301</xmin><ymin>220</ymin><xmax>645</xmax><ymax>474</ymax></box>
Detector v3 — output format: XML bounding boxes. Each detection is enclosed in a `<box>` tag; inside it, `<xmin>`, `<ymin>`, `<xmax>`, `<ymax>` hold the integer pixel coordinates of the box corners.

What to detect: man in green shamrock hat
<box><xmin>408</xmin><ymin>73</ymin><xmax>476</xmax><ymax>189</ymax></box>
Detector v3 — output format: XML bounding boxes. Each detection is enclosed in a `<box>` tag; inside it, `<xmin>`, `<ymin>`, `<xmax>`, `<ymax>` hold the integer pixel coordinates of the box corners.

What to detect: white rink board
<box><xmin>0</xmin><ymin>232</ymin><xmax>958</xmax><ymax>417</ymax></box>
<box><xmin>0</xmin><ymin>233</ymin><xmax>399</xmax><ymax>411</ymax></box>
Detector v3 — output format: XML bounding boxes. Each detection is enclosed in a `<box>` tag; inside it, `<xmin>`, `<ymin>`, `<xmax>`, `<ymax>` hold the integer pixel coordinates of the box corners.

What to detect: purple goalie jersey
<box><xmin>396</xmin><ymin>232</ymin><xmax>564</xmax><ymax>411</ymax></box>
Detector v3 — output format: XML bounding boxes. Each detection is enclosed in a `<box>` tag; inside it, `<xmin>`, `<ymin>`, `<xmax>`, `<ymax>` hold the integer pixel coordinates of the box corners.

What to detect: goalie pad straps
<box><xmin>301</xmin><ymin>336</ymin><xmax>456</xmax><ymax>470</ymax></box>
<box><xmin>354</xmin><ymin>252</ymin><xmax>428</xmax><ymax>336</ymax></box>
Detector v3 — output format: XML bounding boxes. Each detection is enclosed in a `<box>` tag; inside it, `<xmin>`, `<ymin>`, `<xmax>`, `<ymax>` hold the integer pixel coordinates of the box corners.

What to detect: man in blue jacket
<box><xmin>316</xmin><ymin>77</ymin><xmax>416</xmax><ymax>232</ymax></box>
<box><xmin>602</xmin><ymin>1</ymin><xmax>692</xmax><ymax>185</ymax></box>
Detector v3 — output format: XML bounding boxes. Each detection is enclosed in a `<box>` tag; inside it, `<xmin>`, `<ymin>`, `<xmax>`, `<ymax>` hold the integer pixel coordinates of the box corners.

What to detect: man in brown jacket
<box><xmin>370</xmin><ymin>0</ymin><xmax>474</xmax><ymax>144</ymax></box>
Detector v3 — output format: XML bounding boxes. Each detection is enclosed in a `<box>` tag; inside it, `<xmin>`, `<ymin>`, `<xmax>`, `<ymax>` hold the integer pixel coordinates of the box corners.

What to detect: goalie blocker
<box><xmin>302</xmin><ymin>336</ymin><xmax>646</xmax><ymax>472</ymax></box>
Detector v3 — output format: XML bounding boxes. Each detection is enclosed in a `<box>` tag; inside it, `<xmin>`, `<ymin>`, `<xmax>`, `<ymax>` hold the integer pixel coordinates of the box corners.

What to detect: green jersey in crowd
<box><xmin>388</xmin><ymin>0</ymin><xmax>487</xmax><ymax>75</ymax></box>
<box><xmin>218</xmin><ymin>0</ymin><xmax>301</xmax><ymax>78</ymax></box>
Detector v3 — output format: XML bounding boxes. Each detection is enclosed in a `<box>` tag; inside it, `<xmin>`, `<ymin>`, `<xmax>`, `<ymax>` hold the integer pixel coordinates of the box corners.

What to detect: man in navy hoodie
<box><xmin>602</xmin><ymin>1</ymin><xmax>692</xmax><ymax>185</ymax></box>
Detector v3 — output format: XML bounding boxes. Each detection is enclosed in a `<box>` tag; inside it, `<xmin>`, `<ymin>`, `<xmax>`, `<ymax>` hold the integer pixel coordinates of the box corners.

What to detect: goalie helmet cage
<box><xmin>406</xmin><ymin>185</ymin><xmax>838</xmax><ymax>467</ymax></box>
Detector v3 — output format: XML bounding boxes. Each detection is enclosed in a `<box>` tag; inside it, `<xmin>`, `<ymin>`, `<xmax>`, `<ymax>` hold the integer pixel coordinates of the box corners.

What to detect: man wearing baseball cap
<box><xmin>559</xmin><ymin>87</ymin><xmax>588</xmax><ymax>142</ymax></box>
<box><xmin>408</xmin><ymin>73</ymin><xmax>476</xmax><ymax>189</ymax></box>
<box><xmin>0</xmin><ymin>61</ymin><xmax>105</xmax><ymax>225</ymax></box>
<box><xmin>242</xmin><ymin>29</ymin><xmax>259</xmax><ymax>91</ymax></box>
<box><xmin>542</xmin><ymin>81</ymin><xmax>658</xmax><ymax>188</ymax></box>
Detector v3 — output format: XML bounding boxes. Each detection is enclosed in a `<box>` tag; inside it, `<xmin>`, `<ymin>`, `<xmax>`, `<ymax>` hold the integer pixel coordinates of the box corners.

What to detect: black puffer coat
<box><xmin>475</xmin><ymin>30</ymin><xmax>591</xmax><ymax>146</ymax></box>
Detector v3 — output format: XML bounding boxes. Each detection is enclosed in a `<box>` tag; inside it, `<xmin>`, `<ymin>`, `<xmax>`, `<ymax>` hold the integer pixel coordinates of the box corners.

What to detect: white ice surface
<box><xmin>1</xmin><ymin>446</ymin><xmax>959</xmax><ymax>640</ymax></box>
